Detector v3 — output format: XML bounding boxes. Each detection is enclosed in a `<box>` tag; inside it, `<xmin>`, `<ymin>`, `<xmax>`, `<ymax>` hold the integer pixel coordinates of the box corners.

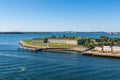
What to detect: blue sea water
<box><xmin>0</xmin><ymin>32</ymin><xmax>120</xmax><ymax>80</ymax></box>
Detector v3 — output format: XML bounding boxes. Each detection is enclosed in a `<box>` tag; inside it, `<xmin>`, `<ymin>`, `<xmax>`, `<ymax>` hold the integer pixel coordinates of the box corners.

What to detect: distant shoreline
<box><xmin>1</xmin><ymin>32</ymin><xmax>120</xmax><ymax>34</ymax></box>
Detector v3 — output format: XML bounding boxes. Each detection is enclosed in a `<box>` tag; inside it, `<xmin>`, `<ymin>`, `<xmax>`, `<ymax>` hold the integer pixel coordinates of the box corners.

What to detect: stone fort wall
<box><xmin>32</xmin><ymin>39</ymin><xmax>80</xmax><ymax>45</ymax></box>
<box><xmin>48</xmin><ymin>39</ymin><xmax>78</xmax><ymax>45</ymax></box>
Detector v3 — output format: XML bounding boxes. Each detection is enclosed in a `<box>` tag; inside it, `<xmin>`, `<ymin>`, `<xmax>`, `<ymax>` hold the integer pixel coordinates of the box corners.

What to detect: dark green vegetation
<box><xmin>82</xmin><ymin>36</ymin><xmax>120</xmax><ymax>47</ymax></box>
<box><xmin>33</xmin><ymin>35</ymin><xmax>83</xmax><ymax>40</ymax></box>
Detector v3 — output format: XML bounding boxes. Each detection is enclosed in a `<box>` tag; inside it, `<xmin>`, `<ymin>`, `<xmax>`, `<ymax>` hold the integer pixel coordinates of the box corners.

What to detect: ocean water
<box><xmin>0</xmin><ymin>32</ymin><xmax>120</xmax><ymax>80</ymax></box>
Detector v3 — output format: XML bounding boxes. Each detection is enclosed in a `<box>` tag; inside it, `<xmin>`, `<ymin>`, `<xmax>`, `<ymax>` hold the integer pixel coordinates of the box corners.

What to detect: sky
<box><xmin>0</xmin><ymin>0</ymin><xmax>120</xmax><ymax>32</ymax></box>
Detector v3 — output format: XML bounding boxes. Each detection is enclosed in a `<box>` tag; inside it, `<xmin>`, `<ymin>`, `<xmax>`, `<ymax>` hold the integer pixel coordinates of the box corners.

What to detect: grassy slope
<box><xmin>33</xmin><ymin>37</ymin><xmax>83</xmax><ymax>40</ymax></box>
<box><xmin>23</xmin><ymin>40</ymin><xmax>84</xmax><ymax>48</ymax></box>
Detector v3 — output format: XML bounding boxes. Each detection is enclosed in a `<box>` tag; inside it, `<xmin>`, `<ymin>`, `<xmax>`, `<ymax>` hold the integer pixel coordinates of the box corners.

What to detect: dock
<box><xmin>82</xmin><ymin>51</ymin><xmax>120</xmax><ymax>58</ymax></box>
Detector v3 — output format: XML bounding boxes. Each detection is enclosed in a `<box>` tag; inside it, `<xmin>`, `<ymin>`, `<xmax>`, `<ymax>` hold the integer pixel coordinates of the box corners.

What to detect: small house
<box><xmin>103</xmin><ymin>46</ymin><xmax>112</xmax><ymax>52</ymax></box>
<box><xmin>112</xmin><ymin>46</ymin><xmax>120</xmax><ymax>53</ymax></box>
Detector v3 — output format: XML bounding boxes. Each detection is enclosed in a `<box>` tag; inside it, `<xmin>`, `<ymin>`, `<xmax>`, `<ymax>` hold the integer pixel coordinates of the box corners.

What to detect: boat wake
<box><xmin>19</xmin><ymin>67</ymin><xmax>26</xmax><ymax>72</ymax></box>
<box><xmin>0</xmin><ymin>53</ymin><xmax>37</xmax><ymax>59</ymax></box>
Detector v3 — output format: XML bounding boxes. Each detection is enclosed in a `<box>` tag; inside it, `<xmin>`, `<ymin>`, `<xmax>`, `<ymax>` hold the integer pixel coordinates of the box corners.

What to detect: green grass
<box><xmin>33</xmin><ymin>36</ymin><xmax>83</xmax><ymax>40</ymax></box>
<box><xmin>23</xmin><ymin>40</ymin><xmax>47</xmax><ymax>47</ymax></box>
<box><xmin>23</xmin><ymin>40</ymin><xmax>84</xmax><ymax>48</ymax></box>
<box><xmin>48</xmin><ymin>43</ymin><xmax>83</xmax><ymax>48</ymax></box>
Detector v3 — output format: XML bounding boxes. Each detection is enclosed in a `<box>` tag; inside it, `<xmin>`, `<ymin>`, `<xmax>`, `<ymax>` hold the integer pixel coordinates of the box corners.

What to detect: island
<box><xmin>19</xmin><ymin>35</ymin><xmax>120</xmax><ymax>58</ymax></box>
<box><xmin>19</xmin><ymin>36</ymin><xmax>88</xmax><ymax>53</ymax></box>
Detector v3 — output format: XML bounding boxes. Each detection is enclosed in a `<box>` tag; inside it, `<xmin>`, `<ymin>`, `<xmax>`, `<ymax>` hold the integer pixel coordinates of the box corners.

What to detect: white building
<box><xmin>112</xmin><ymin>46</ymin><xmax>120</xmax><ymax>52</ymax></box>
<box><xmin>94</xmin><ymin>46</ymin><xmax>120</xmax><ymax>53</ymax></box>
<box><xmin>103</xmin><ymin>46</ymin><xmax>112</xmax><ymax>52</ymax></box>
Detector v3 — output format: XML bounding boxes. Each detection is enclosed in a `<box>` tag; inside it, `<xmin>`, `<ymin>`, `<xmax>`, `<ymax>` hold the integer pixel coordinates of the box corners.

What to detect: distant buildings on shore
<box><xmin>94</xmin><ymin>46</ymin><xmax>120</xmax><ymax>53</ymax></box>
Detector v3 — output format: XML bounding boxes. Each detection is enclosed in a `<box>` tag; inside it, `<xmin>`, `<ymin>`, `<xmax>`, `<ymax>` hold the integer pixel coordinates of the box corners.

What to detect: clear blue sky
<box><xmin>0</xmin><ymin>0</ymin><xmax>120</xmax><ymax>32</ymax></box>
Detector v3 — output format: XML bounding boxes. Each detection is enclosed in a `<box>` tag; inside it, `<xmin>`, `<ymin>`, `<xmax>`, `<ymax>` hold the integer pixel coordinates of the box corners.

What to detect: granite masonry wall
<box><xmin>48</xmin><ymin>39</ymin><xmax>78</xmax><ymax>45</ymax></box>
